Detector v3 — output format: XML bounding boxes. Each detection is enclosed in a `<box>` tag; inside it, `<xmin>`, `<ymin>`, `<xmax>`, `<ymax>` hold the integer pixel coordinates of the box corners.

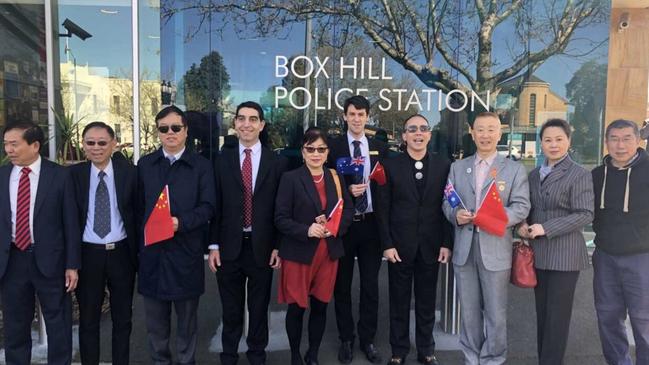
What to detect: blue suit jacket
<box><xmin>0</xmin><ymin>158</ymin><xmax>81</xmax><ymax>278</ymax></box>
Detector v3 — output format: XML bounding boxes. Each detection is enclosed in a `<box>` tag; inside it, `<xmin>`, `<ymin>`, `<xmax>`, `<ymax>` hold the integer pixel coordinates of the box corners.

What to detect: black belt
<box><xmin>353</xmin><ymin>212</ymin><xmax>374</xmax><ymax>222</ymax></box>
<box><xmin>83</xmin><ymin>239</ymin><xmax>126</xmax><ymax>251</ymax></box>
<box><xmin>10</xmin><ymin>242</ymin><xmax>32</xmax><ymax>252</ymax></box>
<box><xmin>242</xmin><ymin>231</ymin><xmax>252</xmax><ymax>240</ymax></box>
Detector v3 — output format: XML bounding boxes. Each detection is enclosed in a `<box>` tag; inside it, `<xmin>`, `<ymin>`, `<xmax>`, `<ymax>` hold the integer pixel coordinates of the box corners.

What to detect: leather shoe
<box><xmin>387</xmin><ymin>357</ymin><xmax>403</xmax><ymax>365</ymax></box>
<box><xmin>304</xmin><ymin>352</ymin><xmax>319</xmax><ymax>365</ymax></box>
<box><xmin>337</xmin><ymin>341</ymin><xmax>353</xmax><ymax>364</ymax></box>
<box><xmin>417</xmin><ymin>354</ymin><xmax>441</xmax><ymax>365</ymax></box>
<box><xmin>361</xmin><ymin>343</ymin><xmax>383</xmax><ymax>364</ymax></box>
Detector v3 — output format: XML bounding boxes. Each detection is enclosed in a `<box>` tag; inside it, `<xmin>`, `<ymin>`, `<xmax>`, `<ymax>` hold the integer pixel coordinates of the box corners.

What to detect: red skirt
<box><xmin>278</xmin><ymin>239</ymin><xmax>338</xmax><ymax>308</ymax></box>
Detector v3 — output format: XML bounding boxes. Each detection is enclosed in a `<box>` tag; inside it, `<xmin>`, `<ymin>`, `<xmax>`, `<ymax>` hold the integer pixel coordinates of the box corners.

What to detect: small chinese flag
<box><xmin>473</xmin><ymin>181</ymin><xmax>508</xmax><ymax>237</ymax></box>
<box><xmin>144</xmin><ymin>185</ymin><xmax>174</xmax><ymax>246</ymax></box>
<box><xmin>325</xmin><ymin>198</ymin><xmax>344</xmax><ymax>237</ymax></box>
<box><xmin>369</xmin><ymin>161</ymin><xmax>386</xmax><ymax>185</ymax></box>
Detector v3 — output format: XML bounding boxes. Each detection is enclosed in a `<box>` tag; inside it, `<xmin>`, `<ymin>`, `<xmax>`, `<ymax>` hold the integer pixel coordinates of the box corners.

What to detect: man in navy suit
<box><xmin>137</xmin><ymin>106</ymin><xmax>216</xmax><ymax>365</ymax></box>
<box><xmin>0</xmin><ymin>121</ymin><xmax>80</xmax><ymax>364</ymax></box>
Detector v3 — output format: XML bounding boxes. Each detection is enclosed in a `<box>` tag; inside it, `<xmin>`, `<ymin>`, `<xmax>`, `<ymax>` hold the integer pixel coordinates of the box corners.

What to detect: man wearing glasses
<box><xmin>327</xmin><ymin>95</ymin><xmax>388</xmax><ymax>364</ymax></box>
<box><xmin>376</xmin><ymin>114</ymin><xmax>452</xmax><ymax>365</ymax></box>
<box><xmin>137</xmin><ymin>105</ymin><xmax>216</xmax><ymax>365</ymax></box>
<box><xmin>70</xmin><ymin>121</ymin><xmax>137</xmax><ymax>365</ymax></box>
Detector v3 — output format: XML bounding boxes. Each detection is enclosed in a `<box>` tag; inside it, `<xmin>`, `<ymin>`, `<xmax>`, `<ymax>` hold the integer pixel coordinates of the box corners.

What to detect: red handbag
<box><xmin>511</xmin><ymin>239</ymin><xmax>537</xmax><ymax>288</ymax></box>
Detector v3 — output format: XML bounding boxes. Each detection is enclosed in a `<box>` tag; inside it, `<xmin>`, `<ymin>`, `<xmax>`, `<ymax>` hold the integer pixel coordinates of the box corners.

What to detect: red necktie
<box><xmin>242</xmin><ymin>149</ymin><xmax>253</xmax><ymax>228</ymax></box>
<box><xmin>15</xmin><ymin>167</ymin><xmax>32</xmax><ymax>250</ymax></box>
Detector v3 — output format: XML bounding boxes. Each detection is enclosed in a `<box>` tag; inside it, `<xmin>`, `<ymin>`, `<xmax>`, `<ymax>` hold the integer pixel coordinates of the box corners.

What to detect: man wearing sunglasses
<box><xmin>69</xmin><ymin>121</ymin><xmax>137</xmax><ymax>365</ymax></box>
<box><xmin>327</xmin><ymin>95</ymin><xmax>389</xmax><ymax>364</ymax></box>
<box><xmin>208</xmin><ymin>101</ymin><xmax>287</xmax><ymax>365</ymax></box>
<box><xmin>137</xmin><ymin>105</ymin><xmax>216</xmax><ymax>365</ymax></box>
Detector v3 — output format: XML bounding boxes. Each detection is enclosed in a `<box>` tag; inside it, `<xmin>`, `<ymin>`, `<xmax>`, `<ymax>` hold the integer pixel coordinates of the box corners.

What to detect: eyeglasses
<box><xmin>405</xmin><ymin>125</ymin><xmax>431</xmax><ymax>133</ymax></box>
<box><xmin>157</xmin><ymin>125</ymin><xmax>184</xmax><ymax>134</ymax></box>
<box><xmin>84</xmin><ymin>140</ymin><xmax>109</xmax><ymax>147</ymax></box>
<box><xmin>303</xmin><ymin>146</ymin><xmax>328</xmax><ymax>154</ymax></box>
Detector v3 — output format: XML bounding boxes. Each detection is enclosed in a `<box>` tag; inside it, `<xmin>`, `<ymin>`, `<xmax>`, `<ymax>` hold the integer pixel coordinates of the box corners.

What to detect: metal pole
<box><xmin>132</xmin><ymin>0</ymin><xmax>141</xmax><ymax>163</ymax></box>
<box><xmin>302</xmin><ymin>16</ymin><xmax>312</xmax><ymax>131</ymax></box>
<box><xmin>45</xmin><ymin>0</ymin><xmax>56</xmax><ymax>160</ymax></box>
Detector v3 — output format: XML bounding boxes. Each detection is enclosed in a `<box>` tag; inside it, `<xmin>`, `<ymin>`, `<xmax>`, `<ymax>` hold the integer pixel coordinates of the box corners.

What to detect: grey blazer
<box><xmin>443</xmin><ymin>155</ymin><xmax>531</xmax><ymax>271</ymax></box>
<box><xmin>527</xmin><ymin>156</ymin><xmax>593</xmax><ymax>271</ymax></box>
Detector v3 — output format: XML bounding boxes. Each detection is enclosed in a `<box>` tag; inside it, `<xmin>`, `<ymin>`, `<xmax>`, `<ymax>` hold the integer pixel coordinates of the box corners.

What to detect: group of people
<box><xmin>0</xmin><ymin>94</ymin><xmax>646</xmax><ymax>365</ymax></box>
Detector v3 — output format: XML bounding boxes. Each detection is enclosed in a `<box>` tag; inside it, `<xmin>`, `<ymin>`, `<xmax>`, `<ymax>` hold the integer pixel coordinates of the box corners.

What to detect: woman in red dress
<box><xmin>275</xmin><ymin>127</ymin><xmax>354</xmax><ymax>365</ymax></box>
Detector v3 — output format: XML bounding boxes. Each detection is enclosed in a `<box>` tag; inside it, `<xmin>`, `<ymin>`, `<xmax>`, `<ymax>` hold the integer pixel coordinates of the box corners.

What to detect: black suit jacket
<box><xmin>136</xmin><ymin>148</ymin><xmax>216</xmax><ymax>300</ymax></box>
<box><xmin>327</xmin><ymin>136</ymin><xmax>389</xmax><ymax>210</ymax></box>
<box><xmin>376</xmin><ymin>152</ymin><xmax>452</xmax><ymax>264</ymax></box>
<box><xmin>274</xmin><ymin>166</ymin><xmax>354</xmax><ymax>264</ymax></box>
<box><xmin>0</xmin><ymin>158</ymin><xmax>81</xmax><ymax>278</ymax></box>
<box><xmin>69</xmin><ymin>157</ymin><xmax>138</xmax><ymax>266</ymax></box>
<box><xmin>211</xmin><ymin>146</ymin><xmax>288</xmax><ymax>267</ymax></box>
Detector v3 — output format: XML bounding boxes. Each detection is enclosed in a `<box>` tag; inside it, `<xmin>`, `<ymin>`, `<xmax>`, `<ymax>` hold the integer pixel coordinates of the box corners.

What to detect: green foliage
<box><xmin>183</xmin><ymin>51</ymin><xmax>231</xmax><ymax>113</ymax></box>
<box><xmin>53</xmin><ymin>108</ymin><xmax>84</xmax><ymax>163</ymax></box>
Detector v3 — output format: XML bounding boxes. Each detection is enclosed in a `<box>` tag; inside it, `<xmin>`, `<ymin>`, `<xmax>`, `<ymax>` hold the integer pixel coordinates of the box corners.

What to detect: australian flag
<box><xmin>336</xmin><ymin>156</ymin><xmax>365</xmax><ymax>176</ymax></box>
<box><xmin>444</xmin><ymin>180</ymin><xmax>464</xmax><ymax>209</ymax></box>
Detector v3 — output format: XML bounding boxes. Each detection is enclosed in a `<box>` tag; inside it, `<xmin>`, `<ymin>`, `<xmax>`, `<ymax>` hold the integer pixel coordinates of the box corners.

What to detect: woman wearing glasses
<box><xmin>274</xmin><ymin>127</ymin><xmax>354</xmax><ymax>365</ymax></box>
<box><xmin>517</xmin><ymin>118</ymin><xmax>594</xmax><ymax>365</ymax></box>
<box><xmin>376</xmin><ymin>114</ymin><xmax>451</xmax><ymax>365</ymax></box>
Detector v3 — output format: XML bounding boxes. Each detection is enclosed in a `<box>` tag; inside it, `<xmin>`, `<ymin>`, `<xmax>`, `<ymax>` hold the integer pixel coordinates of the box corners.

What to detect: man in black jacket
<box><xmin>208</xmin><ymin>101</ymin><xmax>287</xmax><ymax>365</ymax></box>
<box><xmin>592</xmin><ymin>119</ymin><xmax>649</xmax><ymax>365</ymax></box>
<box><xmin>137</xmin><ymin>106</ymin><xmax>216</xmax><ymax>365</ymax></box>
<box><xmin>327</xmin><ymin>95</ymin><xmax>389</xmax><ymax>364</ymax></box>
<box><xmin>377</xmin><ymin>114</ymin><xmax>451</xmax><ymax>365</ymax></box>
<box><xmin>70</xmin><ymin>122</ymin><xmax>137</xmax><ymax>365</ymax></box>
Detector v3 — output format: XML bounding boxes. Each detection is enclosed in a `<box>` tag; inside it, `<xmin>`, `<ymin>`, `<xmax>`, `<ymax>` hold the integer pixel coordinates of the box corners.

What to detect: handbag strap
<box><xmin>329</xmin><ymin>169</ymin><xmax>342</xmax><ymax>200</ymax></box>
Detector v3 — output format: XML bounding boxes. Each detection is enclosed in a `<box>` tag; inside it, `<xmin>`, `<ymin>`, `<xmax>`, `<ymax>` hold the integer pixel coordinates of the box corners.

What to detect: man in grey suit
<box><xmin>442</xmin><ymin>112</ymin><xmax>530</xmax><ymax>365</ymax></box>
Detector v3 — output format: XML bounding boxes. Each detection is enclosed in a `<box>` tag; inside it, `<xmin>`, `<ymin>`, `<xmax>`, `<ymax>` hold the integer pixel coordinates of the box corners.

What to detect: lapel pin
<box><xmin>466</xmin><ymin>167</ymin><xmax>472</xmax><ymax>174</ymax></box>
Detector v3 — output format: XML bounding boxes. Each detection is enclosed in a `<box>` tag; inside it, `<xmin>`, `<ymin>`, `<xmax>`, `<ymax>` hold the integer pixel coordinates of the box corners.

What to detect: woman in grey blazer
<box><xmin>517</xmin><ymin>118</ymin><xmax>594</xmax><ymax>365</ymax></box>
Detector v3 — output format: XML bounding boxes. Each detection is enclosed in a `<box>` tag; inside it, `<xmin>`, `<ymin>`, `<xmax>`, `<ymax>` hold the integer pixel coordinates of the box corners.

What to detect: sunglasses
<box><xmin>303</xmin><ymin>146</ymin><xmax>328</xmax><ymax>154</ymax></box>
<box><xmin>405</xmin><ymin>125</ymin><xmax>431</xmax><ymax>133</ymax></box>
<box><xmin>84</xmin><ymin>140</ymin><xmax>109</xmax><ymax>146</ymax></box>
<box><xmin>157</xmin><ymin>125</ymin><xmax>184</xmax><ymax>134</ymax></box>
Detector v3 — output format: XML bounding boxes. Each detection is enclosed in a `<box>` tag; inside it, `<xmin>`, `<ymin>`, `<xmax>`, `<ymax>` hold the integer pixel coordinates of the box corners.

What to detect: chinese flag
<box><xmin>473</xmin><ymin>182</ymin><xmax>508</xmax><ymax>237</ymax></box>
<box><xmin>325</xmin><ymin>199</ymin><xmax>344</xmax><ymax>237</ymax></box>
<box><xmin>144</xmin><ymin>185</ymin><xmax>174</xmax><ymax>246</ymax></box>
<box><xmin>369</xmin><ymin>161</ymin><xmax>386</xmax><ymax>185</ymax></box>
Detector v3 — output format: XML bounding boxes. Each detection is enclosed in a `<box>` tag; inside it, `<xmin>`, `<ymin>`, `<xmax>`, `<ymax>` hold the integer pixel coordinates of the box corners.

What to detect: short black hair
<box><xmin>235</xmin><ymin>101</ymin><xmax>264</xmax><ymax>121</ymax></box>
<box><xmin>155</xmin><ymin>105</ymin><xmax>187</xmax><ymax>126</ymax></box>
<box><xmin>343</xmin><ymin>95</ymin><xmax>370</xmax><ymax>115</ymax></box>
<box><xmin>540</xmin><ymin>118</ymin><xmax>571</xmax><ymax>139</ymax></box>
<box><xmin>606</xmin><ymin>119</ymin><xmax>639</xmax><ymax>139</ymax></box>
<box><xmin>82</xmin><ymin>121</ymin><xmax>116</xmax><ymax>139</ymax></box>
<box><xmin>302</xmin><ymin>127</ymin><xmax>328</xmax><ymax>147</ymax></box>
<box><xmin>402</xmin><ymin>113</ymin><xmax>429</xmax><ymax>128</ymax></box>
<box><xmin>2</xmin><ymin>121</ymin><xmax>44</xmax><ymax>149</ymax></box>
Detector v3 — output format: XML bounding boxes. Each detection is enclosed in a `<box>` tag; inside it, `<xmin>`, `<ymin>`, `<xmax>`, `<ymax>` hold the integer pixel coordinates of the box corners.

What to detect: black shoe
<box><xmin>417</xmin><ymin>354</ymin><xmax>440</xmax><ymax>365</ymax></box>
<box><xmin>337</xmin><ymin>341</ymin><xmax>353</xmax><ymax>364</ymax></box>
<box><xmin>361</xmin><ymin>343</ymin><xmax>383</xmax><ymax>364</ymax></box>
<box><xmin>387</xmin><ymin>356</ymin><xmax>403</xmax><ymax>365</ymax></box>
<box><xmin>291</xmin><ymin>352</ymin><xmax>304</xmax><ymax>365</ymax></box>
<box><xmin>304</xmin><ymin>352</ymin><xmax>320</xmax><ymax>365</ymax></box>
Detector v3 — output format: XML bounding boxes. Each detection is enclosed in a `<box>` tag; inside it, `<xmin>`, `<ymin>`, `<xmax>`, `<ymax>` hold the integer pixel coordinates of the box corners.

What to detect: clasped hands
<box><xmin>308</xmin><ymin>214</ymin><xmax>332</xmax><ymax>239</ymax></box>
<box><xmin>517</xmin><ymin>222</ymin><xmax>545</xmax><ymax>239</ymax></box>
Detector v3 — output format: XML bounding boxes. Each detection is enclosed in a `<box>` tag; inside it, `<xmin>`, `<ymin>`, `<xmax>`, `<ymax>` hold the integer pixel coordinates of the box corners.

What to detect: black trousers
<box><xmin>76</xmin><ymin>242</ymin><xmax>135</xmax><ymax>365</ymax></box>
<box><xmin>143</xmin><ymin>296</ymin><xmax>199</xmax><ymax>365</ymax></box>
<box><xmin>334</xmin><ymin>214</ymin><xmax>382</xmax><ymax>345</ymax></box>
<box><xmin>388</xmin><ymin>248</ymin><xmax>439</xmax><ymax>359</ymax></box>
<box><xmin>535</xmin><ymin>269</ymin><xmax>580</xmax><ymax>365</ymax></box>
<box><xmin>216</xmin><ymin>236</ymin><xmax>273</xmax><ymax>365</ymax></box>
<box><xmin>0</xmin><ymin>248</ymin><xmax>72</xmax><ymax>365</ymax></box>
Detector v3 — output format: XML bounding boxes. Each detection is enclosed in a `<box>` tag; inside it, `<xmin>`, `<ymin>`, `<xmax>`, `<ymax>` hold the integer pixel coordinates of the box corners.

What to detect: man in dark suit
<box><xmin>377</xmin><ymin>114</ymin><xmax>452</xmax><ymax>365</ymax></box>
<box><xmin>70</xmin><ymin>121</ymin><xmax>137</xmax><ymax>365</ymax></box>
<box><xmin>137</xmin><ymin>106</ymin><xmax>216</xmax><ymax>365</ymax></box>
<box><xmin>327</xmin><ymin>95</ymin><xmax>389</xmax><ymax>364</ymax></box>
<box><xmin>208</xmin><ymin>101</ymin><xmax>287</xmax><ymax>365</ymax></box>
<box><xmin>0</xmin><ymin>121</ymin><xmax>80</xmax><ymax>364</ymax></box>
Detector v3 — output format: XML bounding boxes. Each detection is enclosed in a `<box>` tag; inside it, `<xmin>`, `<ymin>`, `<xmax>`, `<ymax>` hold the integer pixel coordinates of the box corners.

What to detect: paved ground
<box><xmin>1</xmin><ymin>259</ymin><xmax>636</xmax><ymax>364</ymax></box>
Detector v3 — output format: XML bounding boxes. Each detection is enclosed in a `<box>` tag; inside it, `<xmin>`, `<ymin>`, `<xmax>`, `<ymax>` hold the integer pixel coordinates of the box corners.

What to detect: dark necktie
<box><xmin>93</xmin><ymin>171</ymin><xmax>111</xmax><ymax>238</ymax></box>
<box><xmin>242</xmin><ymin>149</ymin><xmax>253</xmax><ymax>228</ymax></box>
<box><xmin>352</xmin><ymin>140</ymin><xmax>368</xmax><ymax>213</ymax></box>
<box><xmin>15</xmin><ymin>167</ymin><xmax>32</xmax><ymax>250</ymax></box>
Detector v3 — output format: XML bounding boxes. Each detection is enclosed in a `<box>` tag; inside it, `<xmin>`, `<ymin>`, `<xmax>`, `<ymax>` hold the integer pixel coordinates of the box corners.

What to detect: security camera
<box><xmin>60</xmin><ymin>18</ymin><xmax>92</xmax><ymax>40</ymax></box>
<box><xmin>618</xmin><ymin>12</ymin><xmax>630</xmax><ymax>32</ymax></box>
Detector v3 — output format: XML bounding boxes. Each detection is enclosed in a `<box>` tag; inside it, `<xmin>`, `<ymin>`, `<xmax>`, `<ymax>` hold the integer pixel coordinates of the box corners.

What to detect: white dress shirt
<box><xmin>162</xmin><ymin>147</ymin><xmax>185</xmax><ymax>162</ymax></box>
<box><xmin>82</xmin><ymin>160</ymin><xmax>128</xmax><ymax>244</ymax></box>
<box><xmin>10</xmin><ymin>156</ymin><xmax>41</xmax><ymax>243</ymax></box>
<box><xmin>347</xmin><ymin>132</ymin><xmax>374</xmax><ymax>213</ymax></box>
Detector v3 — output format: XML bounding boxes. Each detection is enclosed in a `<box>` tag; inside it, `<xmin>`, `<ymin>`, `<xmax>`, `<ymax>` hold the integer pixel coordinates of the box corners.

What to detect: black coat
<box><xmin>376</xmin><ymin>152</ymin><xmax>452</xmax><ymax>264</ymax></box>
<box><xmin>274</xmin><ymin>166</ymin><xmax>354</xmax><ymax>264</ymax></box>
<box><xmin>211</xmin><ymin>146</ymin><xmax>288</xmax><ymax>267</ymax></box>
<box><xmin>0</xmin><ymin>158</ymin><xmax>81</xmax><ymax>278</ymax></box>
<box><xmin>136</xmin><ymin>148</ymin><xmax>216</xmax><ymax>300</ymax></box>
<box><xmin>69</xmin><ymin>157</ymin><xmax>138</xmax><ymax>267</ymax></box>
